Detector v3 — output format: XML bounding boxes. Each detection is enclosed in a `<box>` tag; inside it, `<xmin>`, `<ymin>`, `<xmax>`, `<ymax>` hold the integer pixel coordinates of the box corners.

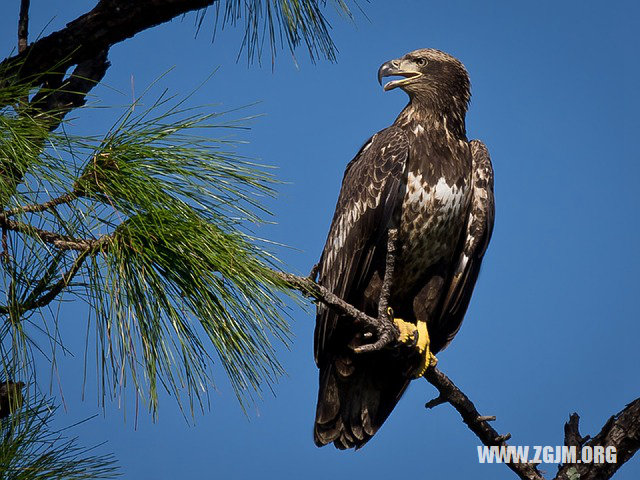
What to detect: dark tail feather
<box><xmin>314</xmin><ymin>355</ymin><xmax>409</xmax><ymax>449</ymax></box>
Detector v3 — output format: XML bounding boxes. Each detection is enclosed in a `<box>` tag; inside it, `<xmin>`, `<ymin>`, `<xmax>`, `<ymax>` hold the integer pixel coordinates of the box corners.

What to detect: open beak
<box><xmin>377</xmin><ymin>59</ymin><xmax>423</xmax><ymax>91</ymax></box>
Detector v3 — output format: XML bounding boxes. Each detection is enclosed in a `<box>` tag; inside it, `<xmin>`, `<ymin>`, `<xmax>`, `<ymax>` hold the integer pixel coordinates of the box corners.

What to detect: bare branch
<box><xmin>282</xmin><ymin>261</ymin><xmax>640</xmax><ymax>479</ymax></box>
<box><xmin>18</xmin><ymin>0</ymin><xmax>30</xmax><ymax>54</ymax></box>
<box><xmin>425</xmin><ymin>394</ymin><xmax>447</xmax><ymax>409</ymax></box>
<box><xmin>423</xmin><ymin>367</ymin><xmax>545</xmax><ymax>480</ymax></box>
<box><xmin>555</xmin><ymin>399</ymin><xmax>640</xmax><ymax>480</ymax></box>
<box><xmin>1</xmin><ymin>0</ymin><xmax>215</xmax><ymax>96</ymax></box>
<box><xmin>282</xmin><ymin>260</ymin><xmax>545</xmax><ymax>477</ymax></box>
<box><xmin>277</xmin><ymin>271</ymin><xmax>384</xmax><ymax>333</ymax></box>
<box><xmin>377</xmin><ymin>228</ymin><xmax>397</xmax><ymax>319</ymax></box>
<box><xmin>353</xmin><ymin>228</ymin><xmax>399</xmax><ymax>354</ymax></box>
<box><xmin>477</xmin><ymin>415</ymin><xmax>497</xmax><ymax>422</ymax></box>
<box><xmin>29</xmin><ymin>49</ymin><xmax>111</xmax><ymax>131</ymax></box>
<box><xmin>563</xmin><ymin>413</ymin><xmax>590</xmax><ymax>450</ymax></box>
<box><xmin>278</xmin><ymin>229</ymin><xmax>400</xmax><ymax>355</ymax></box>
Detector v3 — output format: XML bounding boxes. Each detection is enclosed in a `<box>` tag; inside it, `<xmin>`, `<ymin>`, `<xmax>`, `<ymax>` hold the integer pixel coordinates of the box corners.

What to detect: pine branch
<box><xmin>17</xmin><ymin>0</ymin><xmax>29</xmax><ymax>54</ymax></box>
<box><xmin>0</xmin><ymin>0</ymin><xmax>214</xmax><ymax>97</ymax></box>
<box><xmin>0</xmin><ymin>216</ymin><xmax>110</xmax><ymax>252</ymax></box>
<box><xmin>22</xmin><ymin>249</ymin><xmax>90</xmax><ymax>311</ymax></box>
<box><xmin>3</xmin><ymin>190</ymin><xmax>79</xmax><ymax>217</ymax></box>
<box><xmin>0</xmin><ymin>398</ymin><xmax>119</xmax><ymax>478</ymax></box>
<box><xmin>28</xmin><ymin>49</ymin><xmax>111</xmax><ymax>132</ymax></box>
<box><xmin>0</xmin><ymin>0</ymin><xmax>351</xmax><ymax>101</ymax></box>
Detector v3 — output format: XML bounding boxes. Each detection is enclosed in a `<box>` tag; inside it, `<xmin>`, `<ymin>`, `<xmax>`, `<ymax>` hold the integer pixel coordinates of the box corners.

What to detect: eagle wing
<box><xmin>434</xmin><ymin>139</ymin><xmax>495</xmax><ymax>351</ymax></box>
<box><xmin>313</xmin><ymin>126</ymin><xmax>409</xmax><ymax>448</ymax></box>
<box><xmin>314</xmin><ymin>126</ymin><xmax>409</xmax><ymax>364</ymax></box>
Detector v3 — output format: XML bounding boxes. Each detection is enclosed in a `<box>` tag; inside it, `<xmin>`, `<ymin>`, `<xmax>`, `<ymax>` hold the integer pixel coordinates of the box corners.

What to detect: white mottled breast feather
<box><xmin>397</xmin><ymin>172</ymin><xmax>470</xmax><ymax>289</ymax></box>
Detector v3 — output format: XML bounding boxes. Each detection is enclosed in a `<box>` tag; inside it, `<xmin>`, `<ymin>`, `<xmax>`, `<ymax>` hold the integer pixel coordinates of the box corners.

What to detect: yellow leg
<box><xmin>414</xmin><ymin>320</ymin><xmax>437</xmax><ymax>377</ymax></box>
<box><xmin>391</xmin><ymin>313</ymin><xmax>438</xmax><ymax>378</ymax></box>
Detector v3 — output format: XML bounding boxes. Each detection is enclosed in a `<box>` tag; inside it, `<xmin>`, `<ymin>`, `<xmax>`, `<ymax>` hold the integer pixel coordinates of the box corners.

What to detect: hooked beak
<box><xmin>377</xmin><ymin>59</ymin><xmax>423</xmax><ymax>91</ymax></box>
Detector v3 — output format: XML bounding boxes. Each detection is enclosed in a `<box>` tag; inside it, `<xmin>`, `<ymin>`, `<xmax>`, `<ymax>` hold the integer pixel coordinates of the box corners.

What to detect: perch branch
<box><xmin>279</xmin><ymin>262</ymin><xmax>640</xmax><ymax>479</ymax></box>
<box><xmin>377</xmin><ymin>228</ymin><xmax>397</xmax><ymax>319</ymax></box>
<box><xmin>279</xmin><ymin>229</ymin><xmax>400</xmax><ymax>354</ymax></box>
<box><xmin>277</xmin><ymin>272</ymin><xmax>385</xmax><ymax>333</ymax></box>
<box><xmin>424</xmin><ymin>367</ymin><xmax>544</xmax><ymax>480</ymax></box>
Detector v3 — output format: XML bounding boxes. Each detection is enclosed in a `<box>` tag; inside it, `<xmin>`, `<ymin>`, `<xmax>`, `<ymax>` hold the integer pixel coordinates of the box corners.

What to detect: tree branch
<box><xmin>1</xmin><ymin>0</ymin><xmax>200</xmax><ymax>209</ymax></box>
<box><xmin>0</xmin><ymin>216</ymin><xmax>110</xmax><ymax>252</ymax></box>
<box><xmin>0</xmin><ymin>216</ymin><xmax>107</xmax><ymax>316</ymax></box>
<box><xmin>22</xmin><ymin>249</ymin><xmax>90</xmax><ymax>312</ymax></box>
<box><xmin>29</xmin><ymin>49</ymin><xmax>111</xmax><ymax>131</ymax></box>
<box><xmin>555</xmin><ymin>401</ymin><xmax>640</xmax><ymax>480</ymax></box>
<box><xmin>278</xmin><ymin>229</ymin><xmax>401</xmax><ymax>355</ymax></box>
<box><xmin>0</xmin><ymin>52</ymin><xmax>110</xmax><ymax>211</ymax></box>
<box><xmin>279</xmin><ymin>267</ymin><xmax>640</xmax><ymax>479</ymax></box>
<box><xmin>377</xmin><ymin>228</ymin><xmax>397</xmax><ymax>319</ymax></box>
<box><xmin>277</xmin><ymin>271</ymin><xmax>385</xmax><ymax>334</ymax></box>
<box><xmin>17</xmin><ymin>0</ymin><xmax>30</xmax><ymax>54</ymax></box>
<box><xmin>0</xmin><ymin>0</ymin><xmax>215</xmax><ymax>96</ymax></box>
<box><xmin>424</xmin><ymin>367</ymin><xmax>544</xmax><ymax>480</ymax></box>
<box><xmin>563</xmin><ymin>413</ymin><xmax>590</xmax><ymax>451</ymax></box>
<box><xmin>3</xmin><ymin>190</ymin><xmax>79</xmax><ymax>217</ymax></box>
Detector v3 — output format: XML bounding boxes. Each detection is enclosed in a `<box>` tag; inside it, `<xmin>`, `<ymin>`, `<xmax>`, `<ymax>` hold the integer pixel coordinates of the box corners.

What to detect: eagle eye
<box><xmin>416</xmin><ymin>57</ymin><xmax>427</xmax><ymax>67</ymax></box>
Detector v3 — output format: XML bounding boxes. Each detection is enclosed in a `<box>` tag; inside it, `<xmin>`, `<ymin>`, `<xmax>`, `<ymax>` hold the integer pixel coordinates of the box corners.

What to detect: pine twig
<box><xmin>0</xmin><ymin>216</ymin><xmax>109</xmax><ymax>252</ymax></box>
<box><xmin>2</xmin><ymin>190</ymin><xmax>79</xmax><ymax>217</ymax></box>
<box><xmin>22</xmin><ymin>249</ymin><xmax>90</xmax><ymax>311</ymax></box>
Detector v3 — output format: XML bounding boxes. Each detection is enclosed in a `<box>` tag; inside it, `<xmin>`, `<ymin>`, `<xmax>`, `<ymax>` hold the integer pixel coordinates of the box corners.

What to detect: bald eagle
<box><xmin>313</xmin><ymin>49</ymin><xmax>495</xmax><ymax>449</ymax></box>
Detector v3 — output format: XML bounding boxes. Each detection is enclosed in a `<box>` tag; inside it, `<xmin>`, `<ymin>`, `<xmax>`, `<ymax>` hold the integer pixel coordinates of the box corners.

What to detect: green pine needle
<box><xmin>1</xmin><ymin>82</ymin><xmax>294</xmax><ymax>415</ymax></box>
<box><xmin>0</xmin><ymin>400</ymin><xmax>119</xmax><ymax>479</ymax></box>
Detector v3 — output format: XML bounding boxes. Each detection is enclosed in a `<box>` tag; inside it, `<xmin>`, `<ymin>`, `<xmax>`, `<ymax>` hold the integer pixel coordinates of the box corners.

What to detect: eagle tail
<box><xmin>314</xmin><ymin>356</ymin><xmax>409</xmax><ymax>449</ymax></box>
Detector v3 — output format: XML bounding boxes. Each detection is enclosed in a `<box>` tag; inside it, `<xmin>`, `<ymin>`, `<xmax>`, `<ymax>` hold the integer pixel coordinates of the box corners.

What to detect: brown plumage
<box><xmin>313</xmin><ymin>49</ymin><xmax>495</xmax><ymax>449</ymax></box>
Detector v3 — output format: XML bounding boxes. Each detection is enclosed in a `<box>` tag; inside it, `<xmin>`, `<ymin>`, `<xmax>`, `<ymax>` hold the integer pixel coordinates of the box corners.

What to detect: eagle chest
<box><xmin>396</xmin><ymin>164</ymin><xmax>470</xmax><ymax>288</ymax></box>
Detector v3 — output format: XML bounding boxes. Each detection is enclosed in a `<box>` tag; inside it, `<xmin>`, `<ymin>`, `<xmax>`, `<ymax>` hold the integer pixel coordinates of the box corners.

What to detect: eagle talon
<box><xmin>393</xmin><ymin>318</ymin><xmax>437</xmax><ymax>378</ymax></box>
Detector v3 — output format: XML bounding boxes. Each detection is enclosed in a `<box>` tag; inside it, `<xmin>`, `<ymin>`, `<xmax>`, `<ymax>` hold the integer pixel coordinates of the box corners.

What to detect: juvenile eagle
<box><xmin>313</xmin><ymin>49</ymin><xmax>495</xmax><ymax>449</ymax></box>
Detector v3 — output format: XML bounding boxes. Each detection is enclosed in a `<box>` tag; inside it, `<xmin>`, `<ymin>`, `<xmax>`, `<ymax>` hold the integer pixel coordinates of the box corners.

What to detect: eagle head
<box><xmin>378</xmin><ymin>49</ymin><xmax>470</xmax><ymax>109</ymax></box>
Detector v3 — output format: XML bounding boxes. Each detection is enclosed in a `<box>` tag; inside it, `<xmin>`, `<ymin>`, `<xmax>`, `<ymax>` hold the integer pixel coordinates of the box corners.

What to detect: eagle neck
<box><xmin>396</xmin><ymin>101</ymin><xmax>467</xmax><ymax>140</ymax></box>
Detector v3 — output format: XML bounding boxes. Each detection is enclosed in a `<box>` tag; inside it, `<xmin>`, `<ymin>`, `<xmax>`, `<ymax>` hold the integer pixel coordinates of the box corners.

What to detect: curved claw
<box><xmin>353</xmin><ymin>327</ymin><xmax>395</xmax><ymax>353</ymax></box>
<box><xmin>408</xmin><ymin>329</ymin><xmax>419</xmax><ymax>348</ymax></box>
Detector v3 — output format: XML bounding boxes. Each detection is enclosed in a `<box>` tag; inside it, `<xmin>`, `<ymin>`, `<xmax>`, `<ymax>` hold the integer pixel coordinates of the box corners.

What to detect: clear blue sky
<box><xmin>1</xmin><ymin>1</ymin><xmax>639</xmax><ymax>479</ymax></box>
